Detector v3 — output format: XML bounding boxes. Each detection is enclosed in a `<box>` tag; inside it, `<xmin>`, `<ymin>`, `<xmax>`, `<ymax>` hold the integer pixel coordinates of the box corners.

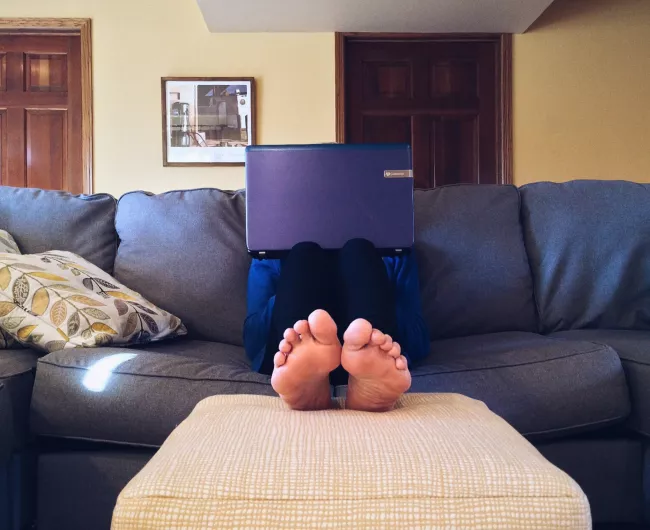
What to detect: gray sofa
<box><xmin>0</xmin><ymin>181</ymin><xmax>648</xmax><ymax>530</ymax></box>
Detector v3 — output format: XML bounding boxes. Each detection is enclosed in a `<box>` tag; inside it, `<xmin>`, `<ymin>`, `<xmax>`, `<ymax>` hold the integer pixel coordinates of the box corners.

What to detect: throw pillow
<box><xmin>0</xmin><ymin>251</ymin><xmax>186</xmax><ymax>352</ymax></box>
<box><xmin>0</xmin><ymin>230</ymin><xmax>20</xmax><ymax>348</ymax></box>
<box><xmin>0</xmin><ymin>229</ymin><xmax>20</xmax><ymax>254</ymax></box>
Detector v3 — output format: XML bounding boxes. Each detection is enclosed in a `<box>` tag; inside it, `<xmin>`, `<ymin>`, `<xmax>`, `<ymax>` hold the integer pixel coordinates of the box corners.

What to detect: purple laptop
<box><xmin>246</xmin><ymin>144</ymin><xmax>414</xmax><ymax>258</ymax></box>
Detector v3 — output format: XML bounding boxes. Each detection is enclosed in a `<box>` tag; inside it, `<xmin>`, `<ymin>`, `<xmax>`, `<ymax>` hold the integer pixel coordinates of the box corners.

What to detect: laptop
<box><xmin>246</xmin><ymin>144</ymin><xmax>414</xmax><ymax>258</ymax></box>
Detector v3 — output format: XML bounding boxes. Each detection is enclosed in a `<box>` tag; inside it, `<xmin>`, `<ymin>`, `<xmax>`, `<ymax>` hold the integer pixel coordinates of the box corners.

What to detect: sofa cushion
<box><xmin>337</xmin><ymin>332</ymin><xmax>629</xmax><ymax>439</ymax></box>
<box><xmin>0</xmin><ymin>349</ymin><xmax>40</xmax><ymax>450</ymax></box>
<box><xmin>114</xmin><ymin>189</ymin><xmax>250</xmax><ymax>346</ymax></box>
<box><xmin>0</xmin><ymin>187</ymin><xmax>117</xmax><ymax>273</ymax></box>
<box><xmin>552</xmin><ymin>330</ymin><xmax>650</xmax><ymax>438</ymax></box>
<box><xmin>30</xmin><ymin>340</ymin><xmax>275</xmax><ymax>447</ymax></box>
<box><xmin>521</xmin><ymin>181</ymin><xmax>650</xmax><ymax>333</ymax></box>
<box><xmin>414</xmin><ymin>186</ymin><xmax>537</xmax><ymax>339</ymax></box>
<box><xmin>0</xmin><ymin>251</ymin><xmax>186</xmax><ymax>352</ymax></box>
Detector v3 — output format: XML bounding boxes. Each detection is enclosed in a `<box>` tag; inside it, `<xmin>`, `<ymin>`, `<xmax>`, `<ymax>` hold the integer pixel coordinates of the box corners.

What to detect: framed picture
<box><xmin>161</xmin><ymin>77</ymin><xmax>256</xmax><ymax>166</ymax></box>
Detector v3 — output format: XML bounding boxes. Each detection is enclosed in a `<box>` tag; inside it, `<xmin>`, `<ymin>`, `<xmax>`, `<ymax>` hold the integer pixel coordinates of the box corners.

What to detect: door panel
<box><xmin>0</xmin><ymin>54</ymin><xmax>6</xmax><ymax>91</ymax></box>
<box><xmin>26</xmin><ymin>109</ymin><xmax>67</xmax><ymax>190</ymax></box>
<box><xmin>362</xmin><ymin>116</ymin><xmax>411</xmax><ymax>144</ymax></box>
<box><xmin>363</xmin><ymin>62</ymin><xmax>413</xmax><ymax>101</ymax></box>
<box><xmin>345</xmin><ymin>37</ymin><xmax>502</xmax><ymax>188</ymax></box>
<box><xmin>0</xmin><ymin>109</ymin><xmax>6</xmax><ymax>182</ymax></box>
<box><xmin>0</xmin><ymin>34</ymin><xmax>83</xmax><ymax>192</ymax></box>
<box><xmin>432</xmin><ymin>117</ymin><xmax>478</xmax><ymax>186</ymax></box>
<box><xmin>26</xmin><ymin>53</ymin><xmax>68</xmax><ymax>93</ymax></box>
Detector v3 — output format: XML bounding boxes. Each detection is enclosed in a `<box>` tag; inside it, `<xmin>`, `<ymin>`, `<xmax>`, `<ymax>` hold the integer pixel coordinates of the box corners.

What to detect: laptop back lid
<box><xmin>246</xmin><ymin>144</ymin><xmax>413</xmax><ymax>257</ymax></box>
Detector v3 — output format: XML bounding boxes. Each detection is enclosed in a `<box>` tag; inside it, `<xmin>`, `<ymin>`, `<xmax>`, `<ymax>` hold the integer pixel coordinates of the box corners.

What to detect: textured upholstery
<box><xmin>414</xmin><ymin>186</ymin><xmax>537</xmax><ymax>339</ymax></box>
<box><xmin>552</xmin><ymin>329</ymin><xmax>650</xmax><ymax>437</ymax></box>
<box><xmin>113</xmin><ymin>189</ymin><xmax>250</xmax><ymax>346</ymax></box>
<box><xmin>37</xmin><ymin>451</ymin><xmax>152</xmax><ymax>530</ymax></box>
<box><xmin>521</xmin><ymin>181</ymin><xmax>650</xmax><ymax>333</ymax></box>
<box><xmin>112</xmin><ymin>394</ymin><xmax>591</xmax><ymax>530</ymax></box>
<box><xmin>0</xmin><ymin>349</ymin><xmax>40</xmax><ymax>449</ymax></box>
<box><xmin>0</xmin><ymin>186</ymin><xmax>117</xmax><ymax>273</ymax></box>
<box><xmin>30</xmin><ymin>340</ymin><xmax>274</xmax><ymax>447</ymax></box>
<box><xmin>336</xmin><ymin>332</ymin><xmax>629</xmax><ymax>439</ymax></box>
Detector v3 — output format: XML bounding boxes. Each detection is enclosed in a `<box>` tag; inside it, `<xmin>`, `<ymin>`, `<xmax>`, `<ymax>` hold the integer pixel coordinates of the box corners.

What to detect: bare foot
<box><xmin>271</xmin><ymin>309</ymin><xmax>341</xmax><ymax>410</ymax></box>
<box><xmin>341</xmin><ymin>319</ymin><xmax>411</xmax><ymax>412</ymax></box>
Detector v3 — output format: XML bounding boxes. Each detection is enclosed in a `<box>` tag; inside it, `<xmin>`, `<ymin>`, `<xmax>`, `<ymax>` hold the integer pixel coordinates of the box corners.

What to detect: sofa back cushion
<box><xmin>414</xmin><ymin>185</ymin><xmax>537</xmax><ymax>339</ymax></box>
<box><xmin>114</xmin><ymin>189</ymin><xmax>249</xmax><ymax>346</ymax></box>
<box><xmin>520</xmin><ymin>180</ymin><xmax>650</xmax><ymax>333</ymax></box>
<box><xmin>0</xmin><ymin>186</ymin><xmax>117</xmax><ymax>273</ymax></box>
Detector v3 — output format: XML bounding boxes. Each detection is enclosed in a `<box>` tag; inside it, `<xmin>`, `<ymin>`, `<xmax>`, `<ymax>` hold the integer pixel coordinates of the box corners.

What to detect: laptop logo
<box><xmin>384</xmin><ymin>170</ymin><xmax>413</xmax><ymax>179</ymax></box>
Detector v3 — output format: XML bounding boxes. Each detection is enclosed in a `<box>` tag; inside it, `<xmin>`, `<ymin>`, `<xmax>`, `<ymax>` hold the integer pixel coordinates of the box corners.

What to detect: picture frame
<box><xmin>161</xmin><ymin>77</ymin><xmax>256</xmax><ymax>167</ymax></box>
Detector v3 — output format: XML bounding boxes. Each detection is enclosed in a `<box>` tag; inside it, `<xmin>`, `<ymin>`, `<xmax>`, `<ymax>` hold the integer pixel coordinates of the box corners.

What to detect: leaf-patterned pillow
<box><xmin>0</xmin><ymin>251</ymin><xmax>187</xmax><ymax>352</ymax></box>
<box><xmin>0</xmin><ymin>230</ymin><xmax>21</xmax><ymax>348</ymax></box>
<box><xmin>0</xmin><ymin>229</ymin><xmax>20</xmax><ymax>254</ymax></box>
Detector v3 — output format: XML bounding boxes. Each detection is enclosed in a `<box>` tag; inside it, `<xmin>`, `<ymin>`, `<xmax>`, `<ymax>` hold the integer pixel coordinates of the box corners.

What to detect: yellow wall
<box><xmin>513</xmin><ymin>0</ymin><xmax>650</xmax><ymax>185</ymax></box>
<box><xmin>6</xmin><ymin>0</ymin><xmax>650</xmax><ymax>193</ymax></box>
<box><xmin>2</xmin><ymin>0</ymin><xmax>336</xmax><ymax>196</ymax></box>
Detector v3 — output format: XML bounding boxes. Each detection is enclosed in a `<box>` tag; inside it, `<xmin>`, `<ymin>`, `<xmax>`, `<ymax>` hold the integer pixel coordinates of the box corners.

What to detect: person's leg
<box><xmin>264</xmin><ymin>242</ymin><xmax>342</xmax><ymax>410</ymax></box>
<box><xmin>337</xmin><ymin>239</ymin><xmax>411</xmax><ymax>412</ymax></box>
<box><xmin>337</xmin><ymin>238</ymin><xmax>396</xmax><ymax>335</ymax></box>
<box><xmin>261</xmin><ymin>242</ymin><xmax>337</xmax><ymax>374</ymax></box>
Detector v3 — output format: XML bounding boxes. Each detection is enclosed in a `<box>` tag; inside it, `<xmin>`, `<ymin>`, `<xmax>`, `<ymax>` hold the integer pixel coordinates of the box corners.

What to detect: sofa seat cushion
<box><xmin>552</xmin><ymin>330</ymin><xmax>650</xmax><ymax>438</ymax></box>
<box><xmin>0</xmin><ymin>348</ymin><xmax>40</xmax><ymax>450</ymax></box>
<box><xmin>30</xmin><ymin>340</ymin><xmax>275</xmax><ymax>447</ymax></box>
<box><xmin>336</xmin><ymin>332</ymin><xmax>629</xmax><ymax>439</ymax></box>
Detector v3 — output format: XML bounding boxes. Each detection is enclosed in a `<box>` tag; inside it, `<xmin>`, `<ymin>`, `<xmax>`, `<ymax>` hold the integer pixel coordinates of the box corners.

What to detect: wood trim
<box><xmin>339</xmin><ymin>32</ymin><xmax>503</xmax><ymax>42</ymax></box>
<box><xmin>0</xmin><ymin>18</ymin><xmax>89</xmax><ymax>31</ymax></box>
<box><xmin>161</xmin><ymin>77</ymin><xmax>256</xmax><ymax>167</ymax></box>
<box><xmin>499</xmin><ymin>34</ymin><xmax>513</xmax><ymax>185</ymax></box>
<box><xmin>334</xmin><ymin>32</ymin><xmax>513</xmax><ymax>185</ymax></box>
<box><xmin>79</xmin><ymin>20</ymin><xmax>93</xmax><ymax>194</ymax></box>
<box><xmin>0</xmin><ymin>18</ymin><xmax>93</xmax><ymax>193</ymax></box>
<box><xmin>335</xmin><ymin>33</ymin><xmax>346</xmax><ymax>143</ymax></box>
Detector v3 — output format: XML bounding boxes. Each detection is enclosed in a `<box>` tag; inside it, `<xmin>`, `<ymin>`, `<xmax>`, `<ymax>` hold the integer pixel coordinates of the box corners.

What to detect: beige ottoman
<box><xmin>112</xmin><ymin>394</ymin><xmax>591</xmax><ymax>529</ymax></box>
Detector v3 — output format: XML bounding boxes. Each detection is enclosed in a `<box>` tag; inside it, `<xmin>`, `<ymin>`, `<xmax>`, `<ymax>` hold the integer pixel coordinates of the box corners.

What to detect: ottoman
<box><xmin>112</xmin><ymin>394</ymin><xmax>591</xmax><ymax>529</ymax></box>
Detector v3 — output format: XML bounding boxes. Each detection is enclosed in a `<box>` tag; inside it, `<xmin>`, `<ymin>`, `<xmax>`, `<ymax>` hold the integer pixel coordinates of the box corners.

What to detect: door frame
<box><xmin>0</xmin><ymin>18</ymin><xmax>93</xmax><ymax>193</ymax></box>
<box><xmin>335</xmin><ymin>33</ymin><xmax>513</xmax><ymax>185</ymax></box>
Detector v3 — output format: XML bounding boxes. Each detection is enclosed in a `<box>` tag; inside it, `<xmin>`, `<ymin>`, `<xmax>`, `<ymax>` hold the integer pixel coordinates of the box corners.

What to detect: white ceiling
<box><xmin>196</xmin><ymin>0</ymin><xmax>555</xmax><ymax>34</ymax></box>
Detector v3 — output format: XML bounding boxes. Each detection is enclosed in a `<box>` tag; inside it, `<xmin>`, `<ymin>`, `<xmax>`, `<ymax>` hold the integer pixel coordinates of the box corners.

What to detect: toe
<box><xmin>395</xmin><ymin>355</ymin><xmax>408</xmax><ymax>371</ymax></box>
<box><xmin>370</xmin><ymin>328</ymin><xmax>385</xmax><ymax>347</ymax></box>
<box><xmin>284</xmin><ymin>328</ymin><xmax>299</xmax><ymax>344</ymax></box>
<box><xmin>387</xmin><ymin>342</ymin><xmax>401</xmax><ymax>359</ymax></box>
<box><xmin>279</xmin><ymin>339</ymin><xmax>292</xmax><ymax>354</ymax></box>
<box><xmin>343</xmin><ymin>319</ymin><xmax>373</xmax><ymax>350</ymax></box>
<box><xmin>308</xmin><ymin>309</ymin><xmax>339</xmax><ymax>345</ymax></box>
<box><xmin>294</xmin><ymin>320</ymin><xmax>311</xmax><ymax>339</ymax></box>
<box><xmin>379</xmin><ymin>334</ymin><xmax>393</xmax><ymax>351</ymax></box>
<box><xmin>274</xmin><ymin>351</ymin><xmax>287</xmax><ymax>367</ymax></box>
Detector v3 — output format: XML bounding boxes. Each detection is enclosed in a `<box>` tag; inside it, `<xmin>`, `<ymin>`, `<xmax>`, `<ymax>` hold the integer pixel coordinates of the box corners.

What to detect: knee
<box><xmin>342</xmin><ymin>238</ymin><xmax>376</xmax><ymax>254</ymax></box>
<box><xmin>290</xmin><ymin>241</ymin><xmax>324</xmax><ymax>256</ymax></box>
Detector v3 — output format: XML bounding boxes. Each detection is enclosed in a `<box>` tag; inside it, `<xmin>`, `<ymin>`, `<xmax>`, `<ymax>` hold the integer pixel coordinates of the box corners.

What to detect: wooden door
<box><xmin>0</xmin><ymin>34</ymin><xmax>83</xmax><ymax>192</ymax></box>
<box><xmin>342</xmin><ymin>36</ymin><xmax>510</xmax><ymax>189</ymax></box>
